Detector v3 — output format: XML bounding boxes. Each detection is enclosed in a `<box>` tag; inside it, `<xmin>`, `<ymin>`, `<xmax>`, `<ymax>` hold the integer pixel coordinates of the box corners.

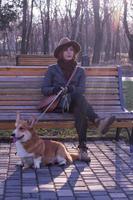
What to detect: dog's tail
<box><xmin>70</xmin><ymin>153</ymin><xmax>79</xmax><ymax>161</ymax></box>
<box><xmin>65</xmin><ymin>150</ymin><xmax>73</xmax><ymax>163</ymax></box>
<box><xmin>60</xmin><ymin>144</ymin><xmax>79</xmax><ymax>163</ymax></box>
<box><xmin>64</xmin><ymin>147</ymin><xmax>79</xmax><ymax>162</ymax></box>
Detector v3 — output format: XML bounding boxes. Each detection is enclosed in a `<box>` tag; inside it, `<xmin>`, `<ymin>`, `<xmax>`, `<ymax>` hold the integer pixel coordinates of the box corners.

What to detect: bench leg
<box><xmin>115</xmin><ymin>128</ymin><xmax>122</xmax><ymax>141</ymax></box>
<box><xmin>130</xmin><ymin>128</ymin><xmax>133</xmax><ymax>144</ymax></box>
<box><xmin>115</xmin><ymin>128</ymin><xmax>131</xmax><ymax>142</ymax></box>
<box><xmin>116</xmin><ymin>128</ymin><xmax>133</xmax><ymax>153</ymax></box>
<box><xmin>125</xmin><ymin>128</ymin><xmax>131</xmax><ymax>142</ymax></box>
<box><xmin>130</xmin><ymin>128</ymin><xmax>133</xmax><ymax>153</ymax></box>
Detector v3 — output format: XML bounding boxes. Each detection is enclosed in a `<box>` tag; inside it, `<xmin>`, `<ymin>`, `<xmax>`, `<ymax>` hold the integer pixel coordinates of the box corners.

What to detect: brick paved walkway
<box><xmin>0</xmin><ymin>140</ymin><xmax>133</xmax><ymax>200</ymax></box>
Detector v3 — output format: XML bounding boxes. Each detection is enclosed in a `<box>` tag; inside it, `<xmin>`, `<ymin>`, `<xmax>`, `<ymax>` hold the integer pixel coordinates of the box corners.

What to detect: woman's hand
<box><xmin>53</xmin><ymin>85</ymin><xmax>76</xmax><ymax>95</ymax></box>
<box><xmin>53</xmin><ymin>86</ymin><xmax>61</xmax><ymax>94</ymax></box>
<box><xmin>67</xmin><ymin>85</ymin><xmax>75</xmax><ymax>93</ymax></box>
<box><xmin>61</xmin><ymin>85</ymin><xmax>76</xmax><ymax>94</ymax></box>
<box><xmin>60</xmin><ymin>86</ymin><xmax>68</xmax><ymax>95</ymax></box>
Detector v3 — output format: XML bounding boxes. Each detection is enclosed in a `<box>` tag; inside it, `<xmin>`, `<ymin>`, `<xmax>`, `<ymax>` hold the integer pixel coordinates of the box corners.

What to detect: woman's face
<box><xmin>63</xmin><ymin>46</ymin><xmax>75</xmax><ymax>61</ymax></box>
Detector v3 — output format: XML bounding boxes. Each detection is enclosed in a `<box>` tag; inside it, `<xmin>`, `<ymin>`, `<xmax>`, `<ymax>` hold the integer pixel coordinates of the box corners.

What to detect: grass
<box><xmin>123</xmin><ymin>80</ymin><xmax>133</xmax><ymax>111</ymax></box>
<box><xmin>0</xmin><ymin>80</ymin><xmax>133</xmax><ymax>141</ymax></box>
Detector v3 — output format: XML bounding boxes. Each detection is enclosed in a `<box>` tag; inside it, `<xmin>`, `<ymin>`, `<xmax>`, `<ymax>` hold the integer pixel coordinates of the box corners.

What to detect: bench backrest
<box><xmin>0</xmin><ymin>66</ymin><xmax>125</xmax><ymax>118</ymax></box>
<box><xmin>16</xmin><ymin>55</ymin><xmax>57</xmax><ymax>66</ymax></box>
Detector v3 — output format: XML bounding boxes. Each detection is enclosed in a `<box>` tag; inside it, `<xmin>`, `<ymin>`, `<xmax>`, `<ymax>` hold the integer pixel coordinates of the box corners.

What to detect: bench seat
<box><xmin>0</xmin><ymin>65</ymin><xmax>133</xmax><ymax>145</ymax></box>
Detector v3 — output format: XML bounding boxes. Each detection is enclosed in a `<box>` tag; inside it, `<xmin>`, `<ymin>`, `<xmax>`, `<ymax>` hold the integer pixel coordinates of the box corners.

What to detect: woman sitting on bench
<box><xmin>42</xmin><ymin>37</ymin><xmax>115</xmax><ymax>163</ymax></box>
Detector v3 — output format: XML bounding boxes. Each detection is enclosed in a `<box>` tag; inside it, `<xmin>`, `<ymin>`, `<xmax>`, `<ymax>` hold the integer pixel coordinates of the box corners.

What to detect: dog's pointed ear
<box><xmin>16</xmin><ymin>111</ymin><xmax>20</xmax><ymax>123</ymax></box>
<box><xmin>28</xmin><ymin>115</ymin><xmax>36</xmax><ymax>128</ymax></box>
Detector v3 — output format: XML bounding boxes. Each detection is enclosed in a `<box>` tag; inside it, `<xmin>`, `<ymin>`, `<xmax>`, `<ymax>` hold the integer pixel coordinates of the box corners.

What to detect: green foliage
<box><xmin>0</xmin><ymin>3</ymin><xmax>17</xmax><ymax>31</ymax></box>
<box><xmin>123</xmin><ymin>80</ymin><xmax>133</xmax><ymax>111</ymax></box>
<box><xmin>12</xmin><ymin>0</ymin><xmax>23</xmax><ymax>8</ymax></box>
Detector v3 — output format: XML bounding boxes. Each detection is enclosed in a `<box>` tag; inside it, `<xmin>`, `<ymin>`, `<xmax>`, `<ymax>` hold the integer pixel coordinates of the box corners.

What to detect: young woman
<box><xmin>42</xmin><ymin>37</ymin><xmax>115</xmax><ymax>163</ymax></box>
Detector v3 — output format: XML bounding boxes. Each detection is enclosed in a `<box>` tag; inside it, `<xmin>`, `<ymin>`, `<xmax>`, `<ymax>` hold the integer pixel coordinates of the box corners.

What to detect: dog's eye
<box><xmin>19</xmin><ymin>127</ymin><xmax>25</xmax><ymax>131</ymax></box>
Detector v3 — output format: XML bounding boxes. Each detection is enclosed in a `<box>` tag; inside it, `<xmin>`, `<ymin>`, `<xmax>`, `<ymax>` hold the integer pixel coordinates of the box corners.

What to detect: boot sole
<box><xmin>101</xmin><ymin>116</ymin><xmax>116</xmax><ymax>135</ymax></box>
<box><xmin>80</xmin><ymin>157</ymin><xmax>91</xmax><ymax>163</ymax></box>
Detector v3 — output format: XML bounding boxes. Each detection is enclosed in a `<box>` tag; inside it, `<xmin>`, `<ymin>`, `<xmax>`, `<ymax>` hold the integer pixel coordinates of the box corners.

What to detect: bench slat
<box><xmin>85</xmin><ymin>67</ymin><xmax>118</xmax><ymax>76</ymax></box>
<box><xmin>16</xmin><ymin>55</ymin><xmax>57</xmax><ymax>66</ymax></box>
<box><xmin>0</xmin><ymin>77</ymin><xmax>43</xmax><ymax>82</ymax></box>
<box><xmin>85</xmin><ymin>94</ymin><xmax>120</xmax><ymax>100</ymax></box>
<box><xmin>0</xmin><ymin>112</ymin><xmax>132</xmax><ymax>120</ymax></box>
<box><xmin>0</xmin><ymin>106</ymin><xmax>122</xmax><ymax>111</ymax></box>
<box><xmin>86</xmin><ymin>82</ymin><xmax>118</xmax><ymax>88</ymax></box>
<box><xmin>86</xmin><ymin>77</ymin><xmax>118</xmax><ymax>82</ymax></box>
<box><xmin>85</xmin><ymin>88</ymin><xmax>119</xmax><ymax>94</ymax></box>
<box><xmin>0</xmin><ymin>95</ymin><xmax>43</xmax><ymax>101</ymax></box>
<box><xmin>0</xmin><ymin>94</ymin><xmax>119</xmax><ymax>101</ymax></box>
<box><xmin>0</xmin><ymin>88</ymin><xmax>119</xmax><ymax>95</ymax></box>
<box><xmin>0</xmin><ymin>89</ymin><xmax>41</xmax><ymax>94</ymax></box>
<box><xmin>0</xmin><ymin>66</ymin><xmax>118</xmax><ymax>76</ymax></box>
<box><xmin>0</xmin><ymin>76</ymin><xmax>118</xmax><ymax>82</ymax></box>
<box><xmin>0</xmin><ymin>82</ymin><xmax>118</xmax><ymax>89</ymax></box>
<box><xmin>0</xmin><ymin>100</ymin><xmax>121</xmax><ymax>106</ymax></box>
<box><xmin>0</xmin><ymin>82</ymin><xmax>42</xmax><ymax>88</ymax></box>
<box><xmin>0</xmin><ymin>120</ymin><xmax>132</xmax><ymax>129</ymax></box>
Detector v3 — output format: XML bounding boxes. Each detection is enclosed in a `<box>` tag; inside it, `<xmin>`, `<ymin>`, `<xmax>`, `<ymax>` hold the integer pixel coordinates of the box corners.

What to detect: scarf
<box><xmin>57</xmin><ymin>59</ymin><xmax>77</xmax><ymax>80</ymax></box>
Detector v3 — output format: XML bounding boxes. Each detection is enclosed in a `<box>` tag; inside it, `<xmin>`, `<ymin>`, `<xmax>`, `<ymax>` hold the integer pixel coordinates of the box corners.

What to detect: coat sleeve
<box><xmin>75</xmin><ymin>68</ymin><xmax>86</xmax><ymax>94</ymax></box>
<box><xmin>41</xmin><ymin>66</ymin><xmax>54</xmax><ymax>96</ymax></box>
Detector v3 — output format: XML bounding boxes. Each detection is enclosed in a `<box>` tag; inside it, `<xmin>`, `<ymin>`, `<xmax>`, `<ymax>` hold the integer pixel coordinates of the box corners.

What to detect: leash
<box><xmin>34</xmin><ymin>89</ymin><xmax>63</xmax><ymax>125</ymax></box>
<box><xmin>34</xmin><ymin>66</ymin><xmax>78</xmax><ymax>125</ymax></box>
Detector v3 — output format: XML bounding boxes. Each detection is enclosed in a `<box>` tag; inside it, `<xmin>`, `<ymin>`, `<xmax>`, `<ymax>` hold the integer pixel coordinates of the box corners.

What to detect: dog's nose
<box><xmin>11</xmin><ymin>133</ymin><xmax>15</xmax><ymax>137</ymax></box>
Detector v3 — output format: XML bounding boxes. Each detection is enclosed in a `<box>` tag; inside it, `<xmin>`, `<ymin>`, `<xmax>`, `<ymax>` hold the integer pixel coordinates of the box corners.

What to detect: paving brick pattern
<box><xmin>0</xmin><ymin>141</ymin><xmax>133</xmax><ymax>200</ymax></box>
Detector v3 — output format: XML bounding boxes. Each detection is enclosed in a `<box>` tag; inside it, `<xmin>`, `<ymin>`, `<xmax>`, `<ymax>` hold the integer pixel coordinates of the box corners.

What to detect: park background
<box><xmin>0</xmin><ymin>0</ymin><xmax>133</xmax><ymax>64</ymax></box>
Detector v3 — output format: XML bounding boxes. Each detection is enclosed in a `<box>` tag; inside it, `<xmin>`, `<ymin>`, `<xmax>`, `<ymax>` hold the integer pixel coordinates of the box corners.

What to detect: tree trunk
<box><xmin>6</xmin><ymin>30</ymin><xmax>11</xmax><ymax>56</ymax></box>
<box><xmin>71</xmin><ymin>0</ymin><xmax>81</xmax><ymax>40</ymax></box>
<box><xmin>104</xmin><ymin>21</ymin><xmax>111</xmax><ymax>61</ymax></box>
<box><xmin>104</xmin><ymin>0</ymin><xmax>111</xmax><ymax>61</ymax></box>
<box><xmin>92</xmin><ymin>0</ymin><xmax>103</xmax><ymax>64</ymax></box>
<box><xmin>39</xmin><ymin>0</ymin><xmax>46</xmax><ymax>54</ymax></box>
<box><xmin>40</xmin><ymin>7</ymin><xmax>45</xmax><ymax>53</ymax></box>
<box><xmin>2</xmin><ymin>31</ymin><xmax>6</xmax><ymax>55</ymax></box>
<box><xmin>0</xmin><ymin>0</ymin><xmax>2</xmax><ymax>8</ymax></box>
<box><xmin>26</xmin><ymin>0</ymin><xmax>34</xmax><ymax>53</ymax></box>
<box><xmin>21</xmin><ymin>0</ymin><xmax>27</xmax><ymax>54</ymax></box>
<box><xmin>43</xmin><ymin>0</ymin><xmax>50</xmax><ymax>54</ymax></box>
<box><xmin>123</xmin><ymin>0</ymin><xmax>133</xmax><ymax>61</ymax></box>
<box><xmin>114</xmin><ymin>26</ymin><xmax>120</xmax><ymax>60</ymax></box>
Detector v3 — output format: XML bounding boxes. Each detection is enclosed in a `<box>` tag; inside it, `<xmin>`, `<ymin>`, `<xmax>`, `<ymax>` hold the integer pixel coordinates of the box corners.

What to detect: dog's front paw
<box><xmin>16</xmin><ymin>160</ymin><xmax>24</xmax><ymax>167</ymax></box>
<box><xmin>58</xmin><ymin>159</ymin><xmax>67</xmax><ymax>166</ymax></box>
<box><xmin>22</xmin><ymin>165</ymin><xmax>31</xmax><ymax>170</ymax></box>
<box><xmin>34</xmin><ymin>163</ymin><xmax>40</xmax><ymax>169</ymax></box>
<box><xmin>33</xmin><ymin>157</ymin><xmax>41</xmax><ymax>169</ymax></box>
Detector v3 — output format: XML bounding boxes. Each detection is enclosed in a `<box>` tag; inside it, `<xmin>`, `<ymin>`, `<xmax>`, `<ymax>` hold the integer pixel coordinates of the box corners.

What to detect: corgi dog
<box><xmin>12</xmin><ymin>112</ymin><xmax>79</xmax><ymax>169</ymax></box>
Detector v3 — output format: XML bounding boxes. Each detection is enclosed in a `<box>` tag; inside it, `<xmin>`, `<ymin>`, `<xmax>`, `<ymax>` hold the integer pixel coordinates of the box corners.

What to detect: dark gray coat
<box><xmin>41</xmin><ymin>64</ymin><xmax>86</xmax><ymax>96</ymax></box>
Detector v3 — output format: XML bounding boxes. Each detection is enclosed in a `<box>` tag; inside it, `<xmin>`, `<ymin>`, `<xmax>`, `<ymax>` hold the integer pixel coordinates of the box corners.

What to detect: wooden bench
<box><xmin>16</xmin><ymin>54</ymin><xmax>57</xmax><ymax>66</ymax></box>
<box><xmin>0</xmin><ymin>65</ymin><xmax>133</xmax><ymax>145</ymax></box>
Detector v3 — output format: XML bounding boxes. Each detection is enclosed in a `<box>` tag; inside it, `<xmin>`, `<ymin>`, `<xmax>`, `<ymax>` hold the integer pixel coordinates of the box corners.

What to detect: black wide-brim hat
<box><xmin>54</xmin><ymin>37</ymin><xmax>81</xmax><ymax>58</ymax></box>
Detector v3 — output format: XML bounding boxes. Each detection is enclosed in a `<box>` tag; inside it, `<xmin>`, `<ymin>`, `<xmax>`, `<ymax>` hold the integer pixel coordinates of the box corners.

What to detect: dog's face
<box><xmin>12</xmin><ymin>112</ymin><xmax>35</xmax><ymax>143</ymax></box>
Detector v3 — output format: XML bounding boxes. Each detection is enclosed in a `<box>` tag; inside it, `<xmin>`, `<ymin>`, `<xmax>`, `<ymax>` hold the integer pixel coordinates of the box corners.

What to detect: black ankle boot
<box><xmin>78</xmin><ymin>144</ymin><xmax>91</xmax><ymax>163</ymax></box>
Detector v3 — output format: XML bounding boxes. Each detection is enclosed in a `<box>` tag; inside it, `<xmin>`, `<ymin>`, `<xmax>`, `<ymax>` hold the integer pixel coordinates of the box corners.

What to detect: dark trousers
<box><xmin>69</xmin><ymin>92</ymin><xmax>98</xmax><ymax>148</ymax></box>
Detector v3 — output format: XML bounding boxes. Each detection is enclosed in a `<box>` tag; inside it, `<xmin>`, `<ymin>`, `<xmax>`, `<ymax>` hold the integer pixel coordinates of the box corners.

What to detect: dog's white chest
<box><xmin>16</xmin><ymin>141</ymin><xmax>34</xmax><ymax>157</ymax></box>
